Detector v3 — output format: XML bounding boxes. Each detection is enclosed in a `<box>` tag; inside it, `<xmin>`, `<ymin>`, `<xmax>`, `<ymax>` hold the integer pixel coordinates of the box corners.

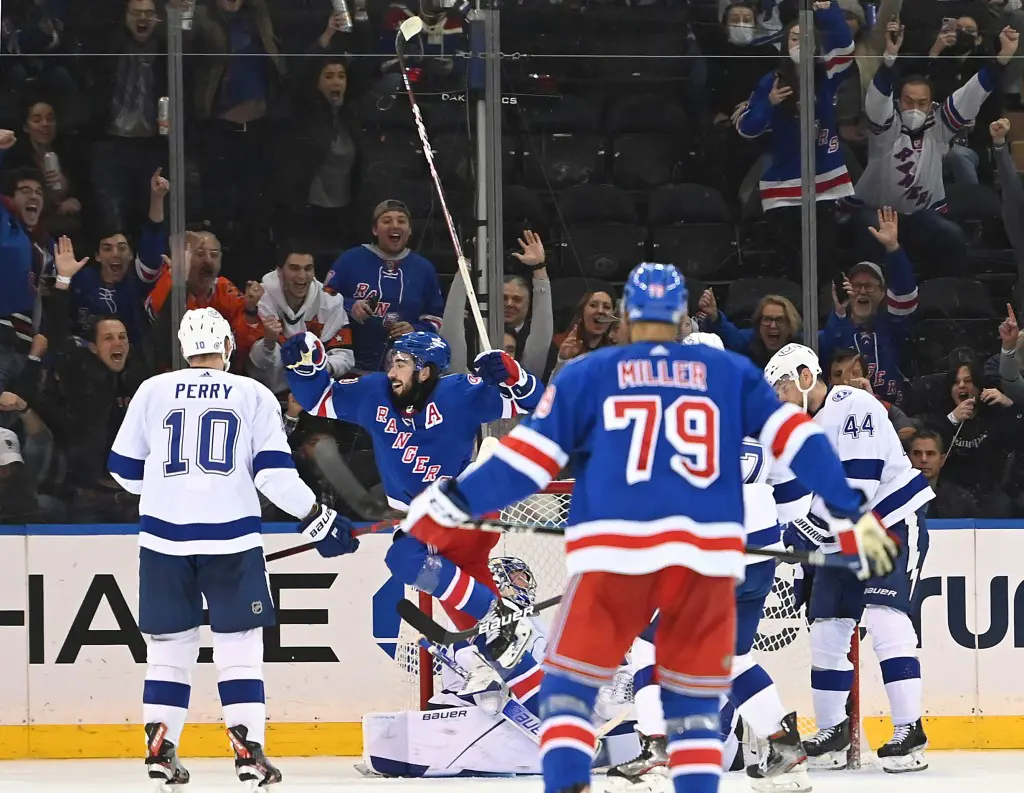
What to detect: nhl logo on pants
<box><xmin>252</xmin><ymin>601</ymin><xmax>263</xmax><ymax>615</ymax></box>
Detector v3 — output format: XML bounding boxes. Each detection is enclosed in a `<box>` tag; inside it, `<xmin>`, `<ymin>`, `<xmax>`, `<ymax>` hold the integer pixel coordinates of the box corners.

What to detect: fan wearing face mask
<box><xmin>702</xmin><ymin>2</ymin><xmax>780</xmax><ymax>196</ymax></box>
<box><xmin>853</xmin><ymin>20</ymin><xmax>1019</xmax><ymax>275</ymax></box>
<box><xmin>926</xmin><ymin>15</ymin><xmax>1006</xmax><ymax>187</ymax></box>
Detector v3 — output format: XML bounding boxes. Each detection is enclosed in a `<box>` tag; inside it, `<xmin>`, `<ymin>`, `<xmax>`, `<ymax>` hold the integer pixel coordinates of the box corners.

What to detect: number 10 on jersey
<box><xmin>603</xmin><ymin>395</ymin><xmax>720</xmax><ymax>487</ymax></box>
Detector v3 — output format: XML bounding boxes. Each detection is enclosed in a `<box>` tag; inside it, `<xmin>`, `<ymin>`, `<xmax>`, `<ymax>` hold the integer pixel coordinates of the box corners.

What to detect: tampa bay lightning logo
<box><xmin>832</xmin><ymin>388</ymin><xmax>852</xmax><ymax>402</ymax></box>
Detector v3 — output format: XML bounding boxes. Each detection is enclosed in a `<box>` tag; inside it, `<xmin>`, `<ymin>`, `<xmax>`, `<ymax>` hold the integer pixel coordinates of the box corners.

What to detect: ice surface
<box><xmin>0</xmin><ymin>752</ymin><xmax>1020</xmax><ymax>792</ymax></box>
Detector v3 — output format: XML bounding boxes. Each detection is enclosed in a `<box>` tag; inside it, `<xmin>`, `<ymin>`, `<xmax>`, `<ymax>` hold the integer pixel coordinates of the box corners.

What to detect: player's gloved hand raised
<box><xmin>299</xmin><ymin>504</ymin><xmax>361</xmax><ymax>557</ymax></box>
<box><xmin>282</xmin><ymin>331</ymin><xmax>327</xmax><ymax>376</ymax></box>
<box><xmin>472</xmin><ymin>350</ymin><xmax>527</xmax><ymax>388</ymax></box>
<box><xmin>401</xmin><ymin>478</ymin><xmax>472</xmax><ymax>546</ymax></box>
<box><xmin>834</xmin><ymin>511</ymin><xmax>899</xmax><ymax>580</ymax></box>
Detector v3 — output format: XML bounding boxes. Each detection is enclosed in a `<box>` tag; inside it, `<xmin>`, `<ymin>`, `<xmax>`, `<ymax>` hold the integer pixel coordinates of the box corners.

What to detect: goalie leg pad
<box><xmin>810</xmin><ymin>618</ymin><xmax>856</xmax><ymax>730</ymax></box>
<box><xmin>863</xmin><ymin>605</ymin><xmax>923</xmax><ymax>725</ymax></box>
<box><xmin>143</xmin><ymin>628</ymin><xmax>200</xmax><ymax>746</ymax></box>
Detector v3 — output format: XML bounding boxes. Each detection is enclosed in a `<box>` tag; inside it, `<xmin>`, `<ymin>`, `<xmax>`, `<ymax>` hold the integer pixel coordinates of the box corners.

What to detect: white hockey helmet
<box><xmin>681</xmin><ymin>331</ymin><xmax>725</xmax><ymax>350</ymax></box>
<box><xmin>178</xmin><ymin>307</ymin><xmax>235</xmax><ymax>366</ymax></box>
<box><xmin>764</xmin><ymin>343</ymin><xmax>821</xmax><ymax>411</ymax></box>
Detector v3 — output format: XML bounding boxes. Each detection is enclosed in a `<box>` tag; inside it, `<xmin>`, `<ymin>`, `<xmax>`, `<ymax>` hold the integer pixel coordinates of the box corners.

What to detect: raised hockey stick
<box><xmin>395</xmin><ymin>16</ymin><xmax>491</xmax><ymax>350</ymax></box>
<box><xmin>398</xmin><ymin>594</ymin><xmax>564</xmax><ymax>646</ymax></box>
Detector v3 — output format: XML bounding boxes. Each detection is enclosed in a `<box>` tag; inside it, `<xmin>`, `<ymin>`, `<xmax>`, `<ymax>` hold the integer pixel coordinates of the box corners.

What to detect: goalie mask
<box><xmin>488</xmin><ymin>557</ymin><xmax>537</xmax><ymax>609</ymax></box>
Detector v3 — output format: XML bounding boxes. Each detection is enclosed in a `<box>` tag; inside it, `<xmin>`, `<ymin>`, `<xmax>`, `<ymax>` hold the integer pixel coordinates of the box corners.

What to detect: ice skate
<box><xmin>803</xmin><ymin>718</ymin><xmax>850</xmax><ymax>770</ymax></box>
<box><xmin>144</xmin><ymin>722</ymin><xmax>190</xmax><ymax>791</ymax></box>
<box><xmin>877</xmin><ymin>718</ymin><xmax>928</xmax><ymax>773</ymax></box>
<box><xmin>226</xmin><ymin>725</ymin><xmax>282</xmax><ymax>789</ymax></box>
<box><xmin>606</xmin><ymin>733</ymin><xmax>668</xmax><ymax>784</ymax></box>
<box><xmin>480</xmin><ymin>596</ymin><xmax>535</xmax><ymax>668</ymax></box>
<box><xmin>746</xmin><ymin>712</ymin><xmax>811</xmax><ymax>791</ymax></box>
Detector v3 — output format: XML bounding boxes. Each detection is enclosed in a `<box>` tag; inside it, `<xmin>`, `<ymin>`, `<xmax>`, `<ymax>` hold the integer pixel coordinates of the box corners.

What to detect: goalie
<box><xmin>361</xmin><ymin>557</ymin><xmax>639</xmax><ymax>777</ymax></box>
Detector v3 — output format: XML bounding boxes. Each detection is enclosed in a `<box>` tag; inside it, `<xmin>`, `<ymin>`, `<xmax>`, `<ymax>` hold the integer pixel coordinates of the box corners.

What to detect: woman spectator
<box><xmin>697</xmin><ymin>2</ymin><xmax>780</xmax><ymax>198</ymax></box>
<box><xmin>735</xmin><ymin>0</ymin><xmax>855</xmax><ymax>280</ymax></box>
<box><xmin>697</xmin><ymin>290</ymin><xmax>802</xmax><ymax>369</ymax></box>
<box><xmin>275</xmin><ymin>56</ymin><xmax>363</xmax><ymax>253</ymax></box>
<box><xmin>191</xmin><ymin>0</ymin><xmax>284</xmax><ymax>278</ymax></box>
<box><xmin>925</xmin><ymin>357</ymin><xmax>1023</xmax><ymax>517</ymax></box>
<box><xmin>3</xmin><ymin>99</ymin><xmax>84</xmax><ymax>236</ymax></box>
<box><xmin>829</xmin><ymin>347</ymin><xmax>917</xmax><ymax>439</ymax></box>
<box><xmin>551</xmin><ymin>289</ymin><xmax>616</xmax><ymax>376</ymax></box>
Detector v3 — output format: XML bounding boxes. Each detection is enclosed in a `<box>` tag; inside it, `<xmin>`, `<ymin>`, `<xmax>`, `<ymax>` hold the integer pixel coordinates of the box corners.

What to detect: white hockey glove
<box><xmin>400</xmin><ymin>479</ymin><xmax>472</xmax><ymax>535</ymax></box>
<box><xmin>835</xmin><ymin>511</ymin><xmax>899</xmax><ymax>580</ymax></box>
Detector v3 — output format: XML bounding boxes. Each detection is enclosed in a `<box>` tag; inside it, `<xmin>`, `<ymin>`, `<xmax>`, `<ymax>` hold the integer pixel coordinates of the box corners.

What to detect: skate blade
<box><xmin>879</xmin><ymin>750</ymin><xmax>928</xmax><ymax>773</ymax></box>
<box><xmin>600</xmin><ymin>772</ymin><xmax>668</xmax><ymax>793</ymax></box>
<box><xmin>354</xmin><ymin>761</ymin><xmax>385</xmax><ymax>777</ymax></box>
<box><xmin>806</xmin><ymin>751</ymin><xmax>848</xmax><ymax>771</ymax></box>
<box><xmin>749</xmin><ymin>766</ymin><xmax>812</xmax><ymax>792</ymax></box>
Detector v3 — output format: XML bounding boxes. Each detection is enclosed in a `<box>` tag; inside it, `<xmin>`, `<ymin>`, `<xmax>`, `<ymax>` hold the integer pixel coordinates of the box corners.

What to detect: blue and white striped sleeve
<box><xmin>108</xmin><ymin>382</ymin><xmax>151</xmax><ymax>495</ymax></box>
<box><xmin>251</xmin><ymin>385</ymin><xmax>317</xmax><ymax>519</ymax></box>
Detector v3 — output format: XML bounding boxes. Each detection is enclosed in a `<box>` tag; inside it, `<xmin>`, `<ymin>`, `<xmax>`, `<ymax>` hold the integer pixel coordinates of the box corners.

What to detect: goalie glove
<box><xmin>401</xmin><ymin>478</ymin><xmax>473</xmax><ymax>545</ymax></box>
<box><xmin>281</xmin><ymin>331</ymin><xmax>327</xmax><ymax>376</ymax></box>
<box><xmin>834</xmin><ymin>511</ymin><xmax>899</xmax><ymax>581</ymax></box>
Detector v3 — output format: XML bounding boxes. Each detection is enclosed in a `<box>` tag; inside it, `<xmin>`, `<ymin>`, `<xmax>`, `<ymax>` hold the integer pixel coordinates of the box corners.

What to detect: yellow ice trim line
<box><xmin>2</xmin><ymin>717</ymin><xmax>1024</xmax><ymax>759</ymax></box>
<box><xmin>0</xmin><ymin>722</ymin><xmax>362</xmax><ymax>759</ymax></box>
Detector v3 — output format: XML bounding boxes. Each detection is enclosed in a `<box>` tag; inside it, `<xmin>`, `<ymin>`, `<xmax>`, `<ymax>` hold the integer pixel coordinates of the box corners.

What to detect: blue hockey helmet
<box><xmin>388</xmin><ymin>331</ymin><xmax>451</xmax><ymax>374</ymax></box>
<box><xmin>622</xmin><ymin>262</ymin><xmax>687</xmax><ymax>325</ymax></box>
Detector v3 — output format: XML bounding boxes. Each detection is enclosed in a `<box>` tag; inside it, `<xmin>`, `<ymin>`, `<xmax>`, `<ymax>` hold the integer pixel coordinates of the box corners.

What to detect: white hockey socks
<box><xmin>810</xmin><ymin>618</ymin><xmax>856</xmax><ymax>729</ymax></box>
<box><xmin>731</xmin><ymin>653</ymin><xmax>787</xmax><ymax>738</ymax></box>
<box><xmin>213</xmin><ymin>630</ymin><xmax>267</xmax><ymax>746</ymax></box>
<box><xmin>863</xmin><ymin>605</ymin><xmax>923</xmax><ymax>726</ymax></box>
<box><xmin>143</xmin><ymin>628</ymin><xmax>200</xmax><ymax>746</ymax></box>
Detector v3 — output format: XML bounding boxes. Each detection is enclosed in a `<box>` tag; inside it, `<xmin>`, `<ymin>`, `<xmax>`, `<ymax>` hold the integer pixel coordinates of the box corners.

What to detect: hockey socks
<box><xmin>731</xmin><ymin>653</ymin><xmax>788</xmax><ymax>738</ymax></box>
<box><xmin>662</xmin><ymin>690</ymin><xmax>723</xmax><ymax>793</ymax></box>
<box><xmin>215</xmin><ymin>630</ymin><xmax>267</xmax><ymax>746</ymax></box>
<box><xmin>386</xmin><ymin>538</ymin><xmax>496</xmax><ymax>630</ymax></box>
<box><xmin>143</xmin><ymin>629</ymin><xmax>199</xmax><ymax>746</ymax></box>
<box><xmin>538</xmin><ymin>672</ymin><xmax>599</xmax><ymax>793</ymax></box>
<box><xmin>810</xmin><ymin>618</ymin><xmax>856</xmax><ymax>729</ymax></box>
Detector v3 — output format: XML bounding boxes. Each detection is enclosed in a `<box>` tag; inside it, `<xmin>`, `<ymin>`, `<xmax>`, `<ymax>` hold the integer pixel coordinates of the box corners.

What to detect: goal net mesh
<box><xmin>393</xmin><ymin>481</ymin><xmax>859</xmax><ymax>760</ymax></box>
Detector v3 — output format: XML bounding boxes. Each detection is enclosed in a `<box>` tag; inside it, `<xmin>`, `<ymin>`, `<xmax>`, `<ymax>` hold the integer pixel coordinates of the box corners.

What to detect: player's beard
<box><xmin>388</xmin><ymin>370</ymin><xmax>439</xmax><ymax>414</ymax></box>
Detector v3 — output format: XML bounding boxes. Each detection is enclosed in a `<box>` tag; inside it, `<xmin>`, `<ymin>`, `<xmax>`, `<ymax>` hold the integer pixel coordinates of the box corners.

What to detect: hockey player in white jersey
<box><xmin>108</xmin><ymin>308</ymin><xmax>360</xmax><ymax>791</ymax></box>
<box><xmin>764</xmin><ymin>343</ymin><xmax>934</xmax><ymax>773</ymax></box>
<box><xmin>609</xmin><ymin>333</ymin><xmax>811</xmax><ymax>793</ymax></box>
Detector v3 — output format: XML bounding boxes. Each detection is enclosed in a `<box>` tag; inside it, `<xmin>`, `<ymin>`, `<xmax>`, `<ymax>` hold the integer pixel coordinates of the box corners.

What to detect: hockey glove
<box><xmin>401</xmin><ymin>478</ymin><xmax>472</xmax><ymax>546</ymax></box>
<box><xmin>299</xmin><ymin>505</ymin><xmax>361</xmax><ymax>557</ymax></box>
<box><xmin>472</xmin><ymin>350</ymin><xmax>526</xmax><ymax>387</ymax></box>
<box><xmin>786</xmin><ymin>514</ymin><xmax>834</xmax><ymax>550</ymax></box>
<box><xmin>282</xmin><ymin>332</ymin><xmax>327</xmax><ymax>376</ymax></box>
<box><xmin>836</xmin><ymin>511</ymin><xmax>899</xmax><ymax>580</ymax></box>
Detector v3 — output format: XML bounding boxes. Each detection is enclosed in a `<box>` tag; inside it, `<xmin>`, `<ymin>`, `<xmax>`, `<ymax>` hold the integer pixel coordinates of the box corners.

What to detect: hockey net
<box><xmin>394</xmin><ymin>481</ymin><xmax>860</xmax><ymax>764</ymax></box>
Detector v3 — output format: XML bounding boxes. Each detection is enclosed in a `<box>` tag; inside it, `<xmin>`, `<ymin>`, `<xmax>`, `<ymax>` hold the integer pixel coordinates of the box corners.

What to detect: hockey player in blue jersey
<box><xmin>610</xmin><ymin>332</ymin><xmax>814</xmax><ymax>792</ymax></box>
<box><xmin>765</xmin><ymin>343</ymin><xmax>934</xmax><ymax>773</ymax></box>
<box><xmin>398</xmin><ymin>263</ymin><xmax>898</xmax><ymax>793</ymax></box>
<box><xmin>281</xmin><ymin>329</ymin><xmax>543</xmax><ymax>653</ymax></box>
<box><xmin>108</xmin><ymin>308</ymin><xmax>360</xmax><ymax>791</ymax></box>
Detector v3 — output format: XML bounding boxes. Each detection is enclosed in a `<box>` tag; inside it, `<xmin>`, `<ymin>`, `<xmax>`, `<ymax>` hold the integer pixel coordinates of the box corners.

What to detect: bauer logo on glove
<box><xmin>282</xmin><ymin>332</ymin><xmax>327</xmax><ymax>376</ymax></box>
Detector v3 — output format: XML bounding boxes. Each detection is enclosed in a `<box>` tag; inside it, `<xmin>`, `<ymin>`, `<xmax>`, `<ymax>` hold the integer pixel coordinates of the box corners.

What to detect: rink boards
<box><xmin>0</xmin><ymin>521</ymin><xmax>1023</xmax><ymax>758</ymax></box>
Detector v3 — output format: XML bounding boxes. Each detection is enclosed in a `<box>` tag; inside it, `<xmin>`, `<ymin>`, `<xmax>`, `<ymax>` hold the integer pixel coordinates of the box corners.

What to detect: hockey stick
<box><xmin>398</xmin><ymin>594</ymin><xmax>564</xmax><ymax>646</ymax></box>
<box><xmin>311</xmin><ymin>437</ymin><xmax>403</xmax><ymax>522</ymax></box>
<box><xmin>264</xmin><ymin>520</ymin><xmax>399</xmax><ymax>563</ymax></box>
<box><xmin>419</xmin><ymin>639</ymin><xmax>542</xmax><ymax>744</ymax></box>
<box><xmin>395</xmin><ymin>16</ymin><xmax>490</xmax><ymax>350</ymax></box>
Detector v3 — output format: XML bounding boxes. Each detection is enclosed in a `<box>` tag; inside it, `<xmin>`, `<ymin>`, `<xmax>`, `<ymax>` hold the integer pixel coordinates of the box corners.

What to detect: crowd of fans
<box><xmin>1</xmin><ymin>0</ymin><xmax>1023</xmax><ymax>524</ymax></box>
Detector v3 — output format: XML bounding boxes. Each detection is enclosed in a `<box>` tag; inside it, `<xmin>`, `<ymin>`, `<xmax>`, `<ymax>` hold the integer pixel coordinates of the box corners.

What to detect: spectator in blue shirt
<box><xmin>819</xmin><ymin>207</ymin><xmax>919</xmax><ymax>406</ymax></box>
<box><xmin>324</xmin><ymin>200</ymin><xmax>444</xmax><ymax>371</ymax></box>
